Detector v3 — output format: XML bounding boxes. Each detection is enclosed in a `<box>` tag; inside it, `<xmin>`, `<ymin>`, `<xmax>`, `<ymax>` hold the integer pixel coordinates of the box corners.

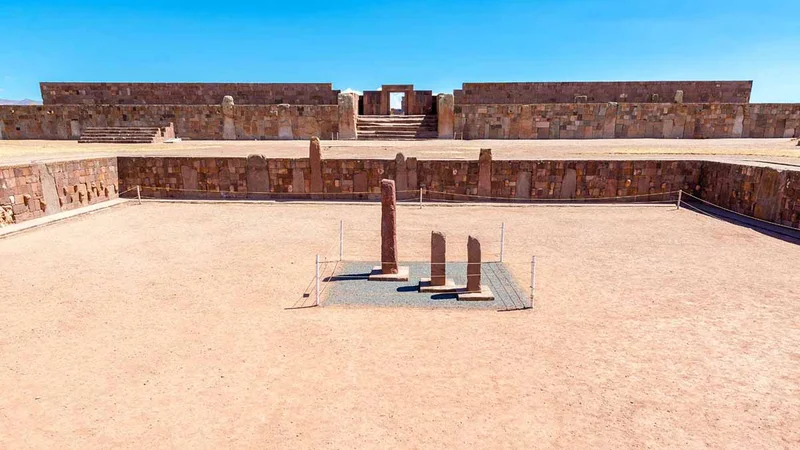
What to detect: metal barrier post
<box><xmin>136</xmin><ymin>185</ymin><xmax>141</xmax><ymax>205</ymax></box>
<box><xmin>530</xmin><ymin>255</ymin><xmax>536</xmax><ymax>309</ymax></box>
<box><xmin>315</xmin><ymin>254</ymin><xmax>321</xmax><ymax>306</ymax></box>
<box><xmin>500</xmin><ymin>222</ymin><xmax>506</xmax><ymax>262</ymax></box>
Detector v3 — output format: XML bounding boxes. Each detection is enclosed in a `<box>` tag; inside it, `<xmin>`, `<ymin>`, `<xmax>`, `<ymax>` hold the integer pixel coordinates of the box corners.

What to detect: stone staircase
<box><xmin>78</xmin><ymin>124</ymin><xmax>175</xmax><ymax>144</ymax></box>
<box><xmin>357</xmin><ymin>115</ymin><xmax>437</xmax><ymax>140</ymax></box>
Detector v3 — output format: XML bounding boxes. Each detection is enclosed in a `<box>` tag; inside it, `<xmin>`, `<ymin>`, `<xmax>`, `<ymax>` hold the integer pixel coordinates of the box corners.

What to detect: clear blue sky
<box><xmin>1</xmin><ymin>0</ymin><xmax>798</xmax><ymax>102</ymax></box>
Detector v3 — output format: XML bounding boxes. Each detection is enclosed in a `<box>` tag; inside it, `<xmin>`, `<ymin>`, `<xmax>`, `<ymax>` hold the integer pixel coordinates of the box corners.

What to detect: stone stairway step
<box><xmin>79</xmin><ymin>126</ymin><xmax>162</xmax><ymax>144</ymax></box>
<box><xmin>356</xmin><ymin>114</ymin><xmax>438</xmax><ymax>140</ymax></box>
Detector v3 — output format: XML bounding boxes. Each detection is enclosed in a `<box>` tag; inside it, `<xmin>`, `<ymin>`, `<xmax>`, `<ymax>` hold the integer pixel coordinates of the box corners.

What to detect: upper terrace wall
<box><xmin>455</xmin><ymin>103</ymin><xmax>800</xmax><ymax>139</ymax></box>
<box><xmin>40</xmin><ymin>82</ymin><xmax>340</xmax><ymax>105</ymax></box>
<box><xmin>455</xmin><ymin>81</ymin><xmax>753</xmax><ymax>104</ymax></box>
<box><xmin>0</xmin><ymin>104</ymin><xmax>339</xmax><ymax>140</ymax></box>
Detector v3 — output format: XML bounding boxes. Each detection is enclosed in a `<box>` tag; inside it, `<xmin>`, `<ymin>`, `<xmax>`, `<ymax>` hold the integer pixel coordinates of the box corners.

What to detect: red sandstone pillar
<box><xmin>431</xmin><ymin>231</ymin><xmax>446</xmax><ymax>286</ymax></box>
<box><xmin>478</xmin><ymin>148</ymin><xmax>492</xmax><ymax>198</ymax></box>
<box><xmin>466</xmin><ymin>235</ymin><xmax>481</xmax><ymax>293</ymax></box>
<box><xmin>309</xmin><ymin>137</ymin><xmax>323</xmax><ymax>194</ymax></box>
<box><xmin>437</xmin><ymin>94</ymin><xmax>454</xmax><ymax>139</ymax></box>
<box><xmin>381</xmin><ymin>179</ymin><xmax>399</xmax><ymax>274</ymax></box>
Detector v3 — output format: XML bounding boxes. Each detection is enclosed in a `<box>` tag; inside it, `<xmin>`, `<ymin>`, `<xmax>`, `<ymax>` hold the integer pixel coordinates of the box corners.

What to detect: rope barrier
<box><xmin>117</xmin><ymin>186</ymin><xmax>140</xmax><ymax>195</ymax></box>
<box><xmin>679</xmin><ymin>190</ymin><xmax>799</xmax><ymax>232</ymax></box>
<box><xmin>126</xmin><ymin>184</ymin><xmax>679</xmax><ymax>203</ymax></box>
<box><xmin>132</xmin><ymin>185</ymin><xmax>421</xmax><ymax>196</ymax></box>
<box><xmin>420</xmin><ymin>189</ymin><xmax>681</xmax><ymax>202</ymax></box>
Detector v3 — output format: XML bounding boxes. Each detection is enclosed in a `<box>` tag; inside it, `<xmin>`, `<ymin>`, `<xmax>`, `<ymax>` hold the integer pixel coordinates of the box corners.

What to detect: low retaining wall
<box><xmin>3</xmin><ymin>153</ymin><xmax>797</xmax><ymax>231</ymax></box>
<box><xmin>455</xmin><ymin>103</ymin><xmax>800</xmax><ymax>139</ymax></box>
<box><xmin>700</xmin><ymin>162</ymin><xmax>800</xmax><ymax>228</ymax></box>
<box><xmin>116</xmin><ymin>156</ymin><xmax>702</xmax><ymax>203</ymax></box>
<box><xmin>0</xmin><ymin>158</ymin><xmax>119</xmax><ymax>225</ymax></box>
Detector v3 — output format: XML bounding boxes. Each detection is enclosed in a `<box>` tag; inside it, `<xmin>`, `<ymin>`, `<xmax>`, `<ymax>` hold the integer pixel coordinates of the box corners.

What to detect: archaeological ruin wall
<box><xmin>0</xmin><ymin>158</ymin><xmax>118</xmax><ymax>225</ymax></box>
<box><xmin>112</xmin><ymin>154</ymin><xmax>797</xmax><ymax>229</ymax></box>
<box><xmin>455</xmin><ymin>81</ymin><xmax>753</xmax><ymax>104</ymax></box>
<box><xmin>0</xmin><ymin>104</ymin><xmax>339</xmax><ymax>140</ymax></box>
<box><xmin>40</xmin><ymin>82</ymin><xmax>339</xmax><ymax>105</ymax></box>
<box><xmin>454</xmin><ymin>103</ymin><xmax>800</xmax><ymax>139</ymax></box>
<box><xmin>0</xmin><ymin>80</ymin><xmax>798</xmax><ymax>140</ymax></box>
<box><xmin>2</xmin><ymin>153</ymin><xmax>797</xmax><ymax>230</ymax></box>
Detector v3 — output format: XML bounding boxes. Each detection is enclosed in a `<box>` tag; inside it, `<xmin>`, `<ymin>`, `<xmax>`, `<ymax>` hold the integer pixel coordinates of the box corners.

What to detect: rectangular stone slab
<box><xmin>457</xmin><ymin>285</ymin><xmax>495</xmax><ymax>301</ymax></box>
<box><xmin>368</xmin><ymin>266</ymin><xmax>409</xmax><ymax>282</ymax></box>
<box><xmin>418</xmin><ymin>278</ymin><xmax>460</xmax><ymax>293</ymax></box>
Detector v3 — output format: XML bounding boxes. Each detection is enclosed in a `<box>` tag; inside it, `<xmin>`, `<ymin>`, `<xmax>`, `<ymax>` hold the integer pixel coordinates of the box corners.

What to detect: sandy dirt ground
<box><xmin>1</xmin><ymin>138</ymin><xmax>799</xmax><ymax>167</ymax></box>
<box><xmin>1</xmin><ymin>201</ymin><xmax>799</xmax><ymax>448</ymax></box>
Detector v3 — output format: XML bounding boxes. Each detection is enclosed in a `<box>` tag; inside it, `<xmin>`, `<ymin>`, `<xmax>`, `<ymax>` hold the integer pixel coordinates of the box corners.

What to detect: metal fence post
<box><xmin>136</xmin><ymin>185</ymin><xmax>141</xmax><ymax>205</ymax></box>
<box><xmin>339</xmin><ymin>220</ymin><xmax>344</xmax><ymax>261</ymax></box>
<box><xmin>315</xmin><ymin>254</ymin><xmax>321</xmax><ymax>306</ymax></box>
<box><xmin>530</xmin><ymin>255</ymin><xmax>536</xmax><ymax>309</ymax></box>
<box><xmin>677</xmin><ymin>190</ymin><xmax>682</xmax><ymax>210</ymax></box>
<box><xmin>500</xmin><ymin>222</ymin><xmax>506</xmax><ymax>262</ymax></box>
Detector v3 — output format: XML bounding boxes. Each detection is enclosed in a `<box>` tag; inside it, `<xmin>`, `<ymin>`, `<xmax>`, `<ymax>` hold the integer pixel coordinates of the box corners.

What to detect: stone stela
<box><xmin>369</xmin><ymin>179</ymin><xmax>409</xmax><ymax>281</ymax></box>
<box><xmin>418</xmin><ymin>231</ymin><xmax>458</xmax><ymax>293</ymax></box>
<box><xmin>457</xmin><ymin>235</ymin><xmax>495</xmax><ymax>301</ymax></box>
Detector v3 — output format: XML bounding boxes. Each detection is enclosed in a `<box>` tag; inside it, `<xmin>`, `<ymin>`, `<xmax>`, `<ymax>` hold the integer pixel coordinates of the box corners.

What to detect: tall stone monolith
<box><xmin>478</xmin><ymin>148</ymin><xmax>492</xmax><ymax>197</ymax></box>
<box><xmin>338</xmin><ymin>92</ymin><xmax>358</xmax><ymax>139</ymax></box>
<box><xmin>395</xmin><ymin>153</ymin><xmax>408</xmax><ymax>199</ymax></box>
<box><xmin>466</xmin><ymin>235</ymin><xmax>481</xmax><ymax>293</ymax></box>
<box><xmin>309</xmin><ymin>137</ymin><xmax>323</xmax><ymax>194</ymax></box>
<box><xmin>222</xmin><ymin>95</ymin><xmax>236</xmax><ymax>140</ymax></box>
<box><xmin>437</xmin><ymin>94</ymin><xmax>454</xmax><ymax>139</ymax></box>
<box><xmin>431</xmin><ymin>231</ymin><xmax>446</xmax><ymax>286</ymax></box>
<box><xmin>381</xmin><ymin>179</ymin><xmax>398</xmax><ymax>274</ymax></box>
<box><xmin>277</xmin><ymin>104</ymin><xmax>293</xmax><ymax>139</ymax></box>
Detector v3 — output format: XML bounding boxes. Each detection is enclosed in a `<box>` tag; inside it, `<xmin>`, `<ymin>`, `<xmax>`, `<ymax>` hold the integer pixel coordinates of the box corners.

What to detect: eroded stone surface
<box><xmin>278</xmin><ymin>104</ymin><xmax>293</xmax><ymax>140</ymax></box>
<box><xmin>222</xmin><ymin>96</ymin><xmax>236</xmax><ymax>140</ymax></box>
<box><xmin>437</xmin><ymin>94</ymin><xmax>454</xmax><ymax>139</ymax></box>
<box><xmin>310</xmin><ymin>137</ymin><xmax>323</xmax><ymax>193</ymax></box>
<box><xmin>381</xmin><ymin>179</ymin><xmax>398</xmax><ymax>274</ymax></box>
<box><xmin>478</xmin><ymin>148</ymin><xmax>492</xmax><ymax>197</ymax></box>
<box><xmin>395</xmin><ymin>153</ymin><xmax>408</xmax><ymax>199</ymax></box>
<box><xmin>466</xmin><ymin>235</ymin><xmax>481</xmax><ymax>293</ymax></box>
<box><xmin>245</xmin><ymin>154</ymin><xmax>269</xmax><ymax>197</ymax></box>
<box><xmin>431</xmin><ymin>231</ymin><xmax>446</xmax><ymax>286</ymax></box>
<box><xmin>337</xmin><ymin>92</ymin><xmax>358</xmax><ymax>139</ymax></box>
<box><xmin>516</xmin><ymin>171</ymin><xmax>531</xmax><ymax>199</ymax></box>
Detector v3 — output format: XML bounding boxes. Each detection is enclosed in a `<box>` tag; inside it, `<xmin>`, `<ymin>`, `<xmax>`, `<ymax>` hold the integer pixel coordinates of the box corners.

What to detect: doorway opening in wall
<box><xmin>389</xmin><ymin>92</ymin><xmax>405</xmax><ymax>115</ymax></box>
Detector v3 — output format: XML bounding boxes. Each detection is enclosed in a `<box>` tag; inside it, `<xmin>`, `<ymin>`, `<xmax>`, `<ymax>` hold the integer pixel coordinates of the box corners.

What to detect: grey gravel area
<box><xmin>323</xmin><ymin>261</ymin><xmax>529</xmax><ymax>311</ymax></box>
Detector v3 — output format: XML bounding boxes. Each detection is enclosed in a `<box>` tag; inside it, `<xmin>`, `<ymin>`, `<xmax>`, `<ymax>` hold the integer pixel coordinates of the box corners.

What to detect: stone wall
<box><xmin>455</xmin><ymin>81</ymin><xmax>753</xmax><ymax>104</ymax></box>
<box><xmin>0</xmin><ymin>104</ymin><xmax>339</xmax><ymax>140</ymax></box>
<box><xmin>3</xmin><ymin>153</ymin><xmax>796</xmax><ymax>231</ymax></box>
<box><xmin>455</xmin><ymin>103</ymin><xmax>800</xmax><ymax>139</ymax></box>
<box><xmin>40</xmin><ymin>82</ymin><xmax>339</xmax><ymax>105</ymax></box>
<box><xmin>700</xmin><ymin>162</ymin><xmax>800</xmax><ymax>228</ymax></box>
<box><xmin>117</xmin><ymin>155</ymin><xmax>701</xmax><ymax>203</ymax></box>
<box><xmin>0</xmin><ymin>158</ymin><xmax>118</xmax><ymax>225</ymax></box>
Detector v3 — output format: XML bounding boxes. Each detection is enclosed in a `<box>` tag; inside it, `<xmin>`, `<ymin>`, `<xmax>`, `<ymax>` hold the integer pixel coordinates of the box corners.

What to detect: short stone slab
<box><xmin>368</xmin><ymin>266</ymin><xmax>410</xmax><ymax>281</ymax></box>
<box><xmin>457</xmin><ymin>285</ymin><xmax>495</xmax><ymax>301</ymax></box>
<box><xmin>418</xmin><ymin>278</ymin><xmax>460</xmax><ymax>293</ymax></box>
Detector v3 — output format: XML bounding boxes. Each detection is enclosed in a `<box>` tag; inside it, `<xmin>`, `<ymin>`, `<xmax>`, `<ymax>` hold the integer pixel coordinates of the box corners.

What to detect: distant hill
<box><xmin>0</xmin><ymin>98</ymin><xmax>42</xmax><ymax>105</ymax></box>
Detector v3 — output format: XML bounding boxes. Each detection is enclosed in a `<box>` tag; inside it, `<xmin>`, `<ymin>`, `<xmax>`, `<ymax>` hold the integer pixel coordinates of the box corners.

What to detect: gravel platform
<box><xmin>323</xmin><ymin>261</ymin><xmax>529</xmax><ymax>311</ymax></box>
